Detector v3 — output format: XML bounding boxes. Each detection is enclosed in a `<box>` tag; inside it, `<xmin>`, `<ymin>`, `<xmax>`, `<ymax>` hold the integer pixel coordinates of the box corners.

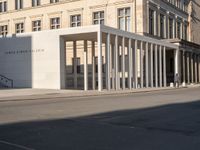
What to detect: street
<box><xmin>0</xmin><ymin>87</ymin><xmax>200</xmax><ymax>150</ymax></box>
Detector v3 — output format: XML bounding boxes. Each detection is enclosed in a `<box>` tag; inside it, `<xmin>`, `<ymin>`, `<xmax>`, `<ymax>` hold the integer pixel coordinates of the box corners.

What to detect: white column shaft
<box><xmin>163</xmin><ymin>47</ymin><xmax>167</xmax><ymax>87</ymax></box>
<box><xmin>134</xmin><ymin>40</ymin><xmax>138</xmax><ymax>89</ymax></box>
<box><xmin>84</xmin><ymin>40</ymin><xmax>88</xmax><ymax>91</ymax></box>
<box><xmin>155</xmin><ymin>45</ymin><xmax>158</xmax><ymax>88</ymax></box>
<box><xmin>150</xmin><ymin>44</ymin><xmax>154</xmax><ymax>87</ymax></box>
<box><xmin>92</xmin><ymin>41</ymin><xmax>96</xmax><ymax>90</ymax></box>
<box><xmin>145</xmin><ymin>42</ymin><xmax>149</xmax><ymax>88</ymax></box>
<box><xmin>73</xmin><ymin>41</ymin><xmax>77</xmax><ymax>89</ymax></box>
<box><xmin>98</xmin><ymin>31</ymin><xmax>103</xmax><ymax>91</ymax></box>
<box><xmin>106</xmin><ymin>34</ymin><xmax>111</xmax><ymax>90</ymax></box>
<box><xmin>115</xmin><ymin>35</ymin><xmax>119</xmax><ymax>90</ymax></box>
<box><xmin>122</xmin><ymin>37</ymin><xmax>125</xmax><ymax>89</ymax></box>
<box><xmin>128</xmin><ymin>38</ymin><xmax>132</xmax><ymax>89</ymax></box>
<box><xmin>159</xmin><ymin>46</ymin><xmax>163</xmax><ymax>87</ymax></box>
<box><xmin>140</xmin><ymin>41</ymin><xmax>144</xmax><ymax>88</ymax></box>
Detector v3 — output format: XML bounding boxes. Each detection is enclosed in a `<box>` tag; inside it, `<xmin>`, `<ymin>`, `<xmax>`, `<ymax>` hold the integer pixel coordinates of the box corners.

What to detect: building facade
<box><xmin>0</xmin><ymin>0</ymin><xmax>200</xmax><ymax>90</ymax></box>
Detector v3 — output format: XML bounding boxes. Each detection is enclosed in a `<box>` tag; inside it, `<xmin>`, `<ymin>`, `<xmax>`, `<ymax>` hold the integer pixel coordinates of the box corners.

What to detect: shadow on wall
<box><xmin>0</xmin><ymin>100</ymin><xmax>200</xmax><ymax>149</ymax></box>
<box><xmin>0</xmin><ymin>34</ymin><xmax>33</xmax><ymax>88</ymax></box>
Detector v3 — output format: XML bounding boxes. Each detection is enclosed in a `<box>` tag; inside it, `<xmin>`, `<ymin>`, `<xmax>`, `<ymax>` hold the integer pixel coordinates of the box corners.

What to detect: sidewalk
<box><xmin>0</xmin><ymin>84</ymin><xmax>199</xmax><ymax>102</ymax></box>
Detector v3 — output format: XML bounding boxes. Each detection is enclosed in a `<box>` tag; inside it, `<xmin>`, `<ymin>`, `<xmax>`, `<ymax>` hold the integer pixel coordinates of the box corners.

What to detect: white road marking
<box><xmin>0</xmin><ymin>140</ymin><xmax>35</xmax><ymax>150</ymax></box>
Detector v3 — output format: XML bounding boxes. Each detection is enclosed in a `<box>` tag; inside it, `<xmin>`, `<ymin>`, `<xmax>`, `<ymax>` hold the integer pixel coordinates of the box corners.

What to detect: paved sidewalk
<box><xmin>0</xmin><ymin>84</ymin><xmax>199</xmax><ymax>102</ymax></box>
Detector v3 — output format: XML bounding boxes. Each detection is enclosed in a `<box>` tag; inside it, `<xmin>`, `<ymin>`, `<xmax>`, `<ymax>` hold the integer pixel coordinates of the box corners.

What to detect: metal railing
<box><xmin>0</xmin><ymin>74</ymin><xmax>13</xmax><ymax>88</ymax></box>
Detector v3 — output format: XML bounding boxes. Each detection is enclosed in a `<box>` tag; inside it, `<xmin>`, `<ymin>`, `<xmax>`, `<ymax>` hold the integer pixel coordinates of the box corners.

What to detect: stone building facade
<box><xmin>0</xmin><ymin>0</ymin><xmax>200</xmax><ymax>90</ymax></box>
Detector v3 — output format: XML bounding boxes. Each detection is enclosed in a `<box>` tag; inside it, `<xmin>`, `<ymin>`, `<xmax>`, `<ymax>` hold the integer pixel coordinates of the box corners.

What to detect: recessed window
<box><xmin>118</xmin><ymin>7</ymin><xmax>131</xmax><ymax>31</ymax></box>
<box><xmin>169</xmin><ymin>18</ymin><xmax>173</xmax><ymax>39</ymax></box>
<box><xmin>50</xmin><ymin>0</ymin><xmax>59</xmax><ymax>3</ymax></box>
<box><xmin>70</xmin><ymin>15</ymin><xmax>81</xmax><ymax>27</ymax></box>
<box><xmin>149</xmin><ymin>8</ymin><xmax>155</xmax><ymax>35</ymax></box>
<box><xmin>0</xmin><ymin>25</ymin><xmax>8</xmax><ymax>36</ymax></box>
<box><xmin>15</xmin><ymin>23</ymin><xmax>24</xmax><ymax>33</ymax></box>
<box><xmin>0</xmin><ymin>1</ymin><xmax>7</xmax><ymax>12</ymax></box>
<box><xmin>93</xmin><ymin>11</ymin><xmax>104</xmax><ymax>25</ymax></box>
<box><xmin>32</xmin><ymin>20</ymin><xmax>41</xmax><ymax>31</ymax></box>
<box><xmin>184</xmin><ymin>24</ymin><xmax>188</xmax><ymax>40</ymax></box>
<box><xmin>160</xmin><ymin>14</ymin><xmax>165</xmax><ymax>38</ymax></box>
<box><xmin>15</xmin><ymin>0</ymin><xmax>23</xmax><ymax>10</ymax></box>
<box><xmin>32</xmin><ymin>0</ymin><xmax>40</xmax><ymax>7</ymax></box>
<box><xmin>177</xmin><ymin>22</ymin><xmax>181</xmax><ymax>39</ymax></box>
<box><xmin>50</xmin><ymin>17</ymin><xmax>60</xmax><ymax>29</ymax></box>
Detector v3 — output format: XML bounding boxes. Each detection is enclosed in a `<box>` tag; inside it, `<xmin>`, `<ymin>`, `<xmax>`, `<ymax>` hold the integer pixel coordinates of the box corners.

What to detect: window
<box><xmin>15</xmin><ymin>0</ymin><xmax>23</xmax><ymax>10</ymax></box>
<box><xmin>72</xmin><ymin>58</ymin><xmax>81</xmax><ymax>74</ymax></box>
<box><xmin>70</xmin><ymin>15</ymin><xmax>81</xmax><ymax>27</ymax></box>
<box><xmin>0</xmin><ymin>1</ymin><xmax>7</xmax><ymax>12</ymax></box>
<box><xmin>0</xmin><ymin>25</ymin><xmax>8</xmax><ymax>36</ymax></box>
<box><xmin>32</xmin><ymin>20</ymin><xmax>41</xmax><ymax>31</ymax></box>
<box><xmin>177</xmin><ymin>22</ymin><xmax>181</xmax><ymax>39</ymax></box>
<box><xmin>149</xmin><ymin>8</ymin><xmax>154</xmax><ymax>35</ymax></box>
<box><xmin>184</xmin><ymin>24</ymin><xmax>187</xmax><ymax>40</ymax></box>
<box><xmin>118</xmin><ymin>7</ymin><xmax>131</xmax><ymax>31</ymax></box>
<box><xmin>160</xmin><ymin>14</ymin><xmax>165</xmax><ymax>38</ymax></box>
<box><xmin>93</xmin><ymin>11</ymin><xmax>104</xmax><ymax>25</ymax></box>
<box><xmin>169</xmin><ymin>18</ymin><xmax>173</xmax><ymax>39</ymax></box>
<box><xmin>50</xmin><ymin>17</ymin><xmax>60</xmax><ymax>29</ymax></box>
<box><xmin>32</xmin><ymin>0</ymin><xmax>40</xmax><ymax>7</ymax></box>
<box><xmin>15</xmin><ymin>23</ymin><xmax>24</xmax><ymax>33</ymax></box>
<box><xmin>50</xmin><ymin>0</ymin><xmax>59</xmax><ymax>3</ymax></box>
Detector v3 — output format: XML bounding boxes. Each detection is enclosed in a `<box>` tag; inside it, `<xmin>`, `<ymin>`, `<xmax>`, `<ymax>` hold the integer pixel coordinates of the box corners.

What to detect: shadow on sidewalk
<box><xmin>0</xmin><ymin>100</ymin><xmax>200</xmax><ymax>150</ymax></box>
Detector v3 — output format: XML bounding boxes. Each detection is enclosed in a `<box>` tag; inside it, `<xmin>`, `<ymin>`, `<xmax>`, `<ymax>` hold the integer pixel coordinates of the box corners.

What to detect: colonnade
<box><xmin>181</xmin><ymin>51</ymin><xmax>200</xmax><ymax>84</ymax></box>
<box><xmin>70</xmin><ymin>31</ymin><xmax>178</xmax><ymax>91</ymax></box>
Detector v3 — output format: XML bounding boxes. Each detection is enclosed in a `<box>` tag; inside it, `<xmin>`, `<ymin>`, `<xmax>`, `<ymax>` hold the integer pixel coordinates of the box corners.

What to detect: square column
<box><xmin>150</xmin><ymin>43</ymin><xmax>154</xmax><ymax>88</ymax></box>
<box><xmin>73</xmin><ymin>41</ymin><xmax>77</xmax><ymax>89</ymax></box>
<box><xmin>198</xmin><ymin>55</ymin><xmax>200</xmax><ymax>83</ymax></box>
<box><xmin>174</xmin><ymin>49</ymin><xmax>179</xmax><ymax>75</ymax></box>
<box><xmin>106</xmin><ymin>33</ymin><xmax>111</xmax><ymax>90</ymax></box>
<box><xmin>111</xmin><ymin>44</ymin><xmax>115</xmax><ymax>89</ymax></box>
<box><xmin>128</xmin><ymin>38</ymin><xmax>132</xmax><ymax>89</ymax></box>
<box><xmin>154</xmin><ymin>45</ymin><xmax>158</xmax><ymax>88</ymax></box>
<box><xmin>159</xmin><ymin>46</ymin><xmax>163</xmax><ymax>87</ymax></box>
<box><xmin>115</xmin><ymin>35</ymin><xmax>119</xmax><ymax>90</ymax></box>
<box><xmin>98</xmin><ymin>31</ymin><xmax>103</xmax><ymax>91</ymax></box>
<box><xmin>195</xmin><ymin>54</ymin><xmax>198</xmax><ymax>83</ymax></box>
<box><xmin>140</xmin><ymin>41</ymin><xmax>144</xmax><ymax>88</ymax></box>
<box><xmin>182</xmin><ymin>51</ymin><xmax>186</xmax><ymax>84</ymax></box>
<box><xmin>134</xmin><ymin>40</ymin><xmax>138</xmax><ymax>89</ymax></box>
<box><xmin>92</xmin><ymin>41</ymin><xmax>96</xmax><ymax>90</ymax></box>
<box><xmin>187</xmin><ymin>52</ymin><xmax>190</xmax><ymax>84</ymax></box>
<box><xmin>122</xmin><ymin>37</ymin><xmax>125</xmax><ymax>90</ymax></box>
<box><xmin>191</xmin><ymin>53</ymin><xmax>194</xmax><ymax>83</ymax></box>
<box><xmin>145</xmin><ymin>42</ymin><xmax>149</xmax><ymax>88</ymax></box>
<box><xmin>84</xmin><ymin>40</ymin><xmax>88</xmax><ymax>91</ymax></box>
<box><xmin>163</xmin><ymin>46</ymin><xmax>167</xmax><ymax>87</ymax></box>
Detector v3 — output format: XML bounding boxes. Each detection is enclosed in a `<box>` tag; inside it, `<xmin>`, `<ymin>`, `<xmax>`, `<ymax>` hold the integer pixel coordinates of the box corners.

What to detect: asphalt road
<box><xmin>0</xmin><ymin>87</ymin><xmax>200</xmax><ymax>150</ymax></box>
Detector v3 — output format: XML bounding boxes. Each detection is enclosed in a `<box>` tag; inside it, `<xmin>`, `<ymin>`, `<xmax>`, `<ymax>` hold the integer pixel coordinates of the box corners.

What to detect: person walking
<box><xmin>174</xmin><ymin>73</ymin><xmax>180</xmax><ymax>88</ymax></box>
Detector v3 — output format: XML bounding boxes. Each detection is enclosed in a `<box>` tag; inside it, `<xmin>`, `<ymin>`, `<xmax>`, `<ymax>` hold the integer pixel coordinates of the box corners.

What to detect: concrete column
<box><xmin>140</xmin><ymin>41</ymin><xmax>144</xmax><ymax>88</ymax></box>
<box><xmin>154</xmin><ymin>45</ymin><xmax>158</xmax><ymax>88</ymax></box>
<box><xmin>195</xmin><ymin>54</ymin><xmax>198</xmax><ymax>83</ymax></box>
<box><xmin>134</xmin><ymin>40</ymin><xmax>138</xmax><ymax>89</ymax></box>
<box><xmin>175</xmin><ymin>49</ymin><xmax>179</xmax><ymax>75</ymax></box>
<box><xmin>115</xmin><ymin>35</ymin><xmax>119</xmax><ymax>90</ymax></box>
<box><xmin>73</xmin><ymin>41</ymin><xmax>77</xmax><ymax>89</ymax></box>
<box><xmin>145</xmin><ymin>42</ymin><xmax>149</xmax><ymax>88</ymax></box>
<box><xmin>187</xmin><ymin>52</ymin><xmax>190</xmax><ymax>84</ymax></box>
<box><xmin>150</xmin><ymin>43</ymin><xmax>154</xmax><ymax>87</ymax></box>
<box><xmin>92</xmin><ymin>41</ymin><xmax>96</xmax><ymax>90</ymax></box>
<box><xmin>191</xmin><ymin>53</ymin><xmax>194</xmax><ymax>83</ymax></box>
<box><xmin>159</xmin><ymin>45</ymin><xmax>163</xmax><ymax>87</ymax></box>
<box><xmin>163</xmin><ymin>46</ymin><xmax>167</xmax><ymax>87</ymax></box>
<box><xmin>111</xmin><ymin>44</ymin><xmax>115</xmax><ymax>89</ymax></box>
<box><xmin>84</xmin><ymin>40</ymin><xmax>88</xmax><ymax>91</ymax></box>
<box><xmin>98</xmin><ymin>31</ymin><xmax>103</xmax><ymax>91</ymax></box>
<box><xmin>128</xmin><ymin>38</ymin><xmax>132</xmax><ymax>89</ymax></box>
<box><xmin>198</xmin><ymin>55</ymin><xmax>200</xmax><ymax>83</ymax></box>
<box><xmin>182</xmin><ymin>51</ymin><xmax>186</xmax><ymax>84</ymax></box>
<box><xmin>106</xmin><ymin>33</ymin><xmax>111</xmax><ymax>90</ymax></box>
<box><xmin>122</xmin><ymin>37</ymin><xmax>125</xmax><ymax>90</ymax></box>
